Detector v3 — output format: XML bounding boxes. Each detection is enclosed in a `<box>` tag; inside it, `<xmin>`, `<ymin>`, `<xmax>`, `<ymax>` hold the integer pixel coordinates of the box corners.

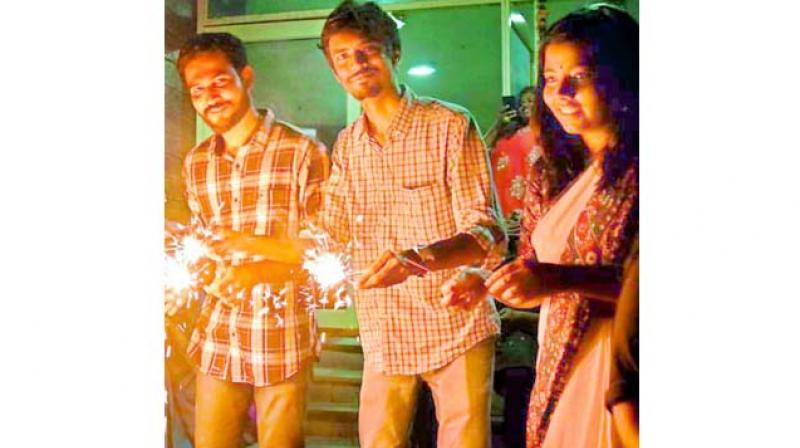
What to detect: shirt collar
<box><xmin>353</xmin><ymin>85</ymin><xmax>416</xmax><ymax>143</ymax></box>
<box><xmin>209</xmin><ymin>108</ymin><xmax>275</xmax><ymax>158</ymax></box>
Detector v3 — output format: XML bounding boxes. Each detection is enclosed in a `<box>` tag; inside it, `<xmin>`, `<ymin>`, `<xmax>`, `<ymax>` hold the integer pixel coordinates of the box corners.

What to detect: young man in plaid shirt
<box><xmin>174</xmin><ymin>33</ymin><xmax>328</xmax><ymax>448</ymax></box>
<box><xmin>317</xmin><ymin>2</ymin><xmax>507</xmax><ymax>446</ymax></box>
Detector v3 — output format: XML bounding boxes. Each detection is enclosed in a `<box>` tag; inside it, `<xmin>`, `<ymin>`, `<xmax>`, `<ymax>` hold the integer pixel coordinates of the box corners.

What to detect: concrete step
<box><xmin>307</xmin><ymin>401</ymin><xmax>359</xmax><ymax>418</ymax></box>
<box><xmin>322</xmin><ymin>335</ymin><xmax>362</xmax><ymax>353</ymax></box>
<box><xmin>308</xmin><ymin>380</ymin><xmax>360</xmax><ymax>404</ymax></box>
<box><xmin>305</xmin><ymin>436</ymin><xmax>359</xmax><ymax>448</ymax></box>
<box><xmin>305</xmin><ymin>415</ymin><xmax>359</xmax><ymax>439</ymax></box>
<box><xmin>316</xmin><ymin>309</ymin><xmax>359</xmax><ymax>337</ymax></box>
<box><xmin>313</xmin><ymin>366</ymin><xmax>363</xmax><ymax>386</ymax></box>
<box><xmin>317</xmin><ymin>349</ymin><xmax>363</xmax><ymax>371</ymax></box>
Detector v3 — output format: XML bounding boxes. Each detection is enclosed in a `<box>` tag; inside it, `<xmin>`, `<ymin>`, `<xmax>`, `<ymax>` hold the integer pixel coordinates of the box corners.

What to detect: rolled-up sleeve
<box><xmin>446</xmin><ymin>113</ymin><xmax>507</xmax><ymax>270</ymax></box>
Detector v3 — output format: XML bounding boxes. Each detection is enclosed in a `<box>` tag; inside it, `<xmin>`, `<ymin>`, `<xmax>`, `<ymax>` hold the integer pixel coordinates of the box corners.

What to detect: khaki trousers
<box><xmin>358</xmin><ymin>337</ymin><xmax>496</xmax><ymax>448</ymax></box>
<box><xmin>194</xmin><ymin>364</ymin><xmax>309</xmax><ymax>448</ymax></box>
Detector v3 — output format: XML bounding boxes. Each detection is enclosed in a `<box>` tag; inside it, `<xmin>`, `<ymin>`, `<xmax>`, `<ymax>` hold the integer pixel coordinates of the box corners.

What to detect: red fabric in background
<box><xmin>490</xmin><ymin>126</ymin><xmax>542</xmax><ymax>220</ymax></box>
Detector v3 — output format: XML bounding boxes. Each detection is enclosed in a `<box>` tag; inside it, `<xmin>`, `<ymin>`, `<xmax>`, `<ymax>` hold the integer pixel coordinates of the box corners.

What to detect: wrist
<box><xmin>398</xmin><ymin>246</ymin><xmax>433</xmax><ymax>277</ymax></box>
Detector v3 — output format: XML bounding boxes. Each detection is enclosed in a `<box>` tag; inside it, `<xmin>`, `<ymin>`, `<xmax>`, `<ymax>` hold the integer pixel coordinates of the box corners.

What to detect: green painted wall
<box><xmin>510</xmin><ymin>26</ymin><xmax>532</xmax><ymax>97</ymax></box>
<box><xmin>245</xmin><ymin>39</ymin><xmax>347</xmax><ymax>148</ymax></box>
<box><xmin>210</xmin><ymin>0</ymin><xmax>445</xmax><ymax>18</ymax></box>
<box><xmin>395</xmin><ymin>4</ymin><xmax>501</xmax><ymax>134</ymax></box>
<box><xmin>235</xmin><ymin>4</ymin><xmax>504</xmax><ymax>143</ymax></box>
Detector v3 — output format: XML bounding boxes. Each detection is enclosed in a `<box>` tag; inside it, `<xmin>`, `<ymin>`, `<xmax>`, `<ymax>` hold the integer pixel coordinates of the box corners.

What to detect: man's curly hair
<box><xmin>177</xmin><ymin>32</ymin><xmax>248</xmax><ymax>80</ymax></box>
<box><xmin>319</xmin><ymin>1</ymin><xmax>401</xmax><ymax>65</ymax></box>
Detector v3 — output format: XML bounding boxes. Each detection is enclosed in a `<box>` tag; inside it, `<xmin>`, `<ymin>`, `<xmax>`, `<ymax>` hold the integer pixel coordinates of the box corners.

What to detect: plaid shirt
<box><xmin>317</xmin><ymin>88</ymin><xmax>505</xmax><ymax>375</ymax></box>
<box><xmin>183</xmin><ymin>110</ymin><xmax>329</xmax><ymax>386</ymax></box>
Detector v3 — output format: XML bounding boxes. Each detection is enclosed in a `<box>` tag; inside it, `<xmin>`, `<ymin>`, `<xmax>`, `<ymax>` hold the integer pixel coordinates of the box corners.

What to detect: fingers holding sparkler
<box><xmin>358</xmin><ymin>249</ymin><xmax>430</xmax><ymax>289</ymax></box>
<box><xmin>208</xmin><ymin>229</ymin><xmax>306</xmax><ymax>264</ymax></box>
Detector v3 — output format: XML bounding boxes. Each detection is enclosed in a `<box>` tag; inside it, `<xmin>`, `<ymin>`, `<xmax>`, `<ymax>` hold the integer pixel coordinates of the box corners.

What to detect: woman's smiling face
<box><xmin>542</xmin><ymin>41</ymin><xmax>611</xmax><ymax>137</ymax></box>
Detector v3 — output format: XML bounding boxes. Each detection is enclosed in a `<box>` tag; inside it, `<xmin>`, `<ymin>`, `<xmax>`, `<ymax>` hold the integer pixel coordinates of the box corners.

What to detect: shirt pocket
<box><xmin>398</xmin><ymin>182</ymin><xmax>455</xmax><ymax>246</ymax></box>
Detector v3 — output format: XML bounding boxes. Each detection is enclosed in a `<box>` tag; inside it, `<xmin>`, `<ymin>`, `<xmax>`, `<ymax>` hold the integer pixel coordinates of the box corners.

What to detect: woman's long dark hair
<box><xmin>534</xmin><ymin>4</ymin><xmax>639</xmax><ymax>197</ymax></box>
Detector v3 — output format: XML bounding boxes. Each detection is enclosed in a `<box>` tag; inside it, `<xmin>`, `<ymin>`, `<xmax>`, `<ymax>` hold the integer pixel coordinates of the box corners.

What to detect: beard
<box><xmin>348</xmin><ymin>82</ymin><xmax>382</xmax><ymax>101</ymax></box>
<box><xmin>345</xmin><ymin>68</ymin><xmax>384</xmax><ymax>101</ymax></box>
<box><xmin>201</xmin><ymin>100</ymin><xmax>250</xmax><ymax>134</ymax></box>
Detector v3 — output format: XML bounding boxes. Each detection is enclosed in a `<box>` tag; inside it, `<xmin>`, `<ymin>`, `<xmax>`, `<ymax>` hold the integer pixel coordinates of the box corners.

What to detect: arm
<box><xmin>208</xmin><ymin>137</ymin><xmax>342</xmax><ymax>265</ymax></box>
<box><xmin>608</xmin><ymin>248</ymin><xmax>639</xmax><ymax>448</ymax></box>
<box><xmin>205</xmin><ymin>138</ymin><xmax>334</xmax><ymax>298</ymax></box>
<box><xmin>359</xmin><ymin>113</ymin><xmax>507</xmax><ymax>289</ymax></box>
<box><xmin>485</xmin><ymin>259</ymin><xmax>622</xmax><ymax>309</ymax></box>
<box><xmin>425</xmin><ymin>112</ymin><xmax>507</xmax><ymax>270</ymax></box>
<box><xmin>532</xmin><ymin>262</ymin><xmax>622</xmax><ymax>303</ymax></box>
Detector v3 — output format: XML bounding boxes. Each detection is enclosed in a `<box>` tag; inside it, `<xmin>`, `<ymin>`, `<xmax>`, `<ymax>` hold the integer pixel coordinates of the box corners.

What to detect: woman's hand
<box><xmin>485</xmin><ymin>258</ymin><xmax>551</xmax><ymax>309</ymax></box>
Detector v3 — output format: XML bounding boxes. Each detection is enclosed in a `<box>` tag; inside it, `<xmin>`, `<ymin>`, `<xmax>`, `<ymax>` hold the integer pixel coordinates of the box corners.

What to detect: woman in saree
<box><xmin>484</xmin><ymin>5</ymin><xmax>639</xmax><ymax>447</ymax></box>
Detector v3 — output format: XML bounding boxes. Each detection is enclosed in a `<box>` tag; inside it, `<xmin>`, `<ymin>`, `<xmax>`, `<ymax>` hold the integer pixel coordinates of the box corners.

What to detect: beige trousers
<box><xmin>358</xmin><ymin>337</ymin><xmax>496</xmax><ymax>448</ymax></box>
<box><xmin>194</xmin><ymin>364</ymin><xmax>310</xmax><ymax>448</ymax></box>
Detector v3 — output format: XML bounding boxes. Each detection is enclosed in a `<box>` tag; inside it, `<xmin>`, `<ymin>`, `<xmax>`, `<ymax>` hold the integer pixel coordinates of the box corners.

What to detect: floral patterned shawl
<box><xmin>518</xmin><ymin>159</ymin><xmax>639</xmax><ymax>447</ymax></box>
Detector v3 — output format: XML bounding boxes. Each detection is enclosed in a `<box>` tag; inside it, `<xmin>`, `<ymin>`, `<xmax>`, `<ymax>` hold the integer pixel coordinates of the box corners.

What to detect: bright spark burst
<box><xmin>298</xmin><ymin>224</ymin><xmax>356</xmax><ymax>312</ymax></box>
<box><xmin>303</xmin><ymin>250</ymin><xmax>349</xmax><ymax>290</ymax></box>
<box><xmin>180</xmin><ymin>235</ymin><xmax>207</xmax><ymax>264</ymax></box>
<box><xmin>165</xmin><ymin>256</ymin><xmax>194</xmax><ymax>292</ymax></box>
<box><xmin>164</xmin><ymin>223</ymin><xmax>213</xmax><ymax>296</ymax></box>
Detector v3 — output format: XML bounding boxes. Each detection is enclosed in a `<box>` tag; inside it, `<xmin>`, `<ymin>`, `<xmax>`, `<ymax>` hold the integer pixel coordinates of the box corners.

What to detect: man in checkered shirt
<box><xmin>317</xmin><ymin>2</ymin><xmax>507</xmax><ymax>446</ymax></box>
<box><xmin>174</xmin><ymin>33</ymin><xmax>328</xmax><ymax>448</ymax></box>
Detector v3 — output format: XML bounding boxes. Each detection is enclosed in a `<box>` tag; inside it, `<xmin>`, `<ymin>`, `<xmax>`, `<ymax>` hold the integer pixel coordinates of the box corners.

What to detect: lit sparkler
<box><xmin>164</xmin><ymin>221</ymin><xmax>216</xmax><ymax>312</ymax></box>
<box><xmin>299</xmin><ymin>224</ymin><xmax>358</xmax><ymax>311</ymax></box>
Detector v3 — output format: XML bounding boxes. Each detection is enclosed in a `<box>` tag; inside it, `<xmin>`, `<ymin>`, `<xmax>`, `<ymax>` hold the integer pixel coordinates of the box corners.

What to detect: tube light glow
<box><xmin>407</xmin><ymin>65</ymin><xmax>436</xmax><ymax>77</ymax></box>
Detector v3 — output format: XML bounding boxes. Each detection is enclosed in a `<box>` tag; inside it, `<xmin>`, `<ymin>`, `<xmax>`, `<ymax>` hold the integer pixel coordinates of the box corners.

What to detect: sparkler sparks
<box><xmin>164</xmin><ymin>222</ymin><xmax>217</xmax><ymax>314</ymax></box>
<box><xmin>299</xmin><ymin>224</ymin><xmax>357</xmax><ymax>312</ymax></box>
<box><xmin>303</xmin><ymin>250</ymin><xmax>350</xmax><ymax>291</ymax></box>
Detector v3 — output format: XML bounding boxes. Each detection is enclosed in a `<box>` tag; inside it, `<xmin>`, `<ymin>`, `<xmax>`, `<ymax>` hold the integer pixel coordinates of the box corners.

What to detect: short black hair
<box><xmin>177</xmin><ymin>32</ymin><xmax>248</xmax><ymax>79</ymax></box>
<box><xmin>319</xmin><ymin>1</ymin><xmax>401</xmax><ymax>64</ymax></box>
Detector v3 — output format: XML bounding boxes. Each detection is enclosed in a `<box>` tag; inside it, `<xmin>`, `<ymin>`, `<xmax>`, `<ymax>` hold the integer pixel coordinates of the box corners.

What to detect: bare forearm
<box><xmin>419</xmin><ymin>233</ymin><xmax>489</xmax><ymax>271</ymax></box>
<box><xmin>230</xmin><ymin>235</ymin><xmax>311</xmax><ymax>265</ymax></box>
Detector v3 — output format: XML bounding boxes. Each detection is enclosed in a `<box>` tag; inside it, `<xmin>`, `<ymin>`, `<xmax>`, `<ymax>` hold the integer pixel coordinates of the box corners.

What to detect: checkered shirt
<box><xmin>317</xmin><ymin>88</ymin><xmax>505</xmax><ymax>375</ymax></box>
<box><xmin>183</xmin><ymin>109</ymin><xmax>329</xmax><ymax>386</ymax></box>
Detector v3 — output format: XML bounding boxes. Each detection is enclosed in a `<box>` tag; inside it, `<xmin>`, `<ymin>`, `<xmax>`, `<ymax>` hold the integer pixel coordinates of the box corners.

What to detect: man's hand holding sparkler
<box><xmin>208</xmin><ymin>228</ymin><xmax>306</xmax><ymax>265</ymax></box>
<box><xmin>204</xmin><ymin>259</ymin><xmax>301</xmax><ymax>306</ymax></box>
<box><xmin>358</xmin><ymin>248</ymin><xmax>430</xmax><ymax>289</ymax></box>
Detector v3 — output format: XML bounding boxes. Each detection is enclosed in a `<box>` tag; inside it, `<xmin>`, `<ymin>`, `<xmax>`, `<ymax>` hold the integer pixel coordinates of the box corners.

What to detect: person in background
<box><xmin>479</xmin><ymin>5</ymin><xmax>639</xmax><ymax>447</ymax></box>
<box><xmin>174</xmin><ymin>32</ymin><xmax>329</xmax><ymax>448</ymax></box>
<box><xmin>607</xmin><ymin>237</ymin><xmax>639</xmax><ymax>448</ymax></box>
<box><xmin>486</xmin><ymin>87</ymin><xmax>543</xmax><ymax>248</ymax></box>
